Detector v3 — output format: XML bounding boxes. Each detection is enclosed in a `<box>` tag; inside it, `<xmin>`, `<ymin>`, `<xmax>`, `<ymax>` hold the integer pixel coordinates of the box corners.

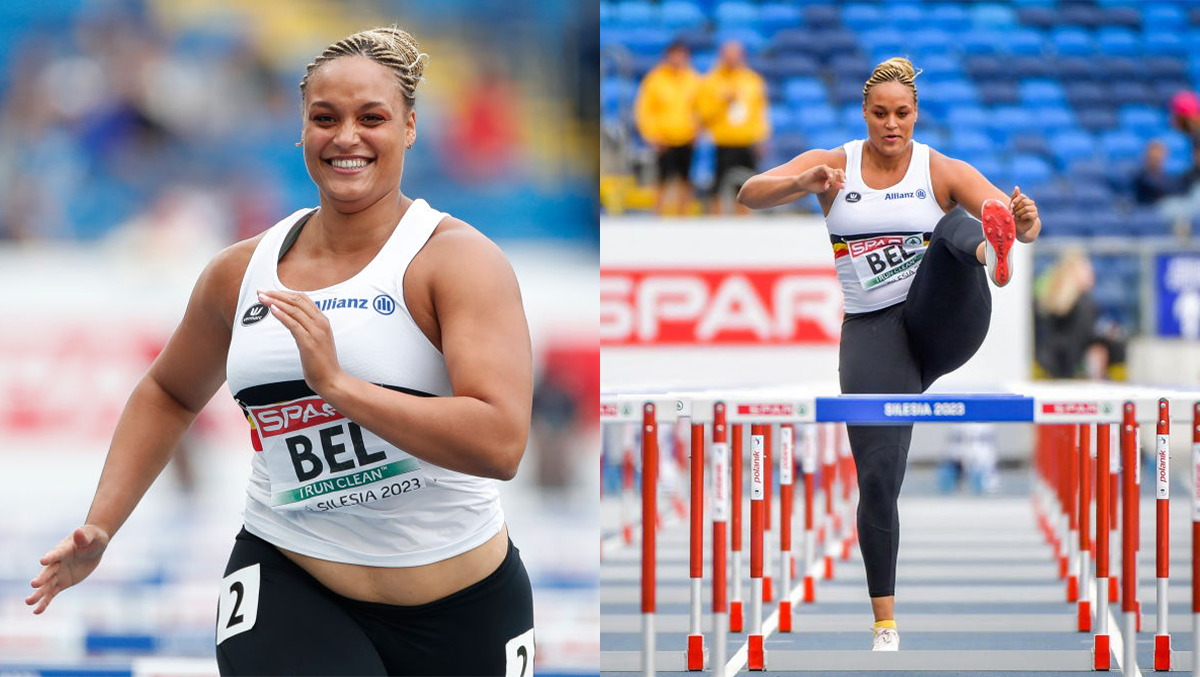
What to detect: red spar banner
<box><xmin>600</xmin><ymin>268</ymin><xmax>842</xmax><ymax>346</ymax></box>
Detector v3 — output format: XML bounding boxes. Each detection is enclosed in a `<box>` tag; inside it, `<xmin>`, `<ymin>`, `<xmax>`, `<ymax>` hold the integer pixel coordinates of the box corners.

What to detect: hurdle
<box><xmin>600</xmin><ymin>383</ymin><xmax>1200</xmax><ymax>675</ymax></box>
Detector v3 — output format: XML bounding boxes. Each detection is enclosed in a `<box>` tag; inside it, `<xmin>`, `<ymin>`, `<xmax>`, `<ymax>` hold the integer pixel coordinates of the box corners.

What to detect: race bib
<box><xmin>244</xmin><ymin>395</ymin><xmax>427</xmax><ymax>512</ymax></box>
<box><xmin>846</xmin><ymin>233</ymin><xmax>927</xmax><ymax>291</ymax></box>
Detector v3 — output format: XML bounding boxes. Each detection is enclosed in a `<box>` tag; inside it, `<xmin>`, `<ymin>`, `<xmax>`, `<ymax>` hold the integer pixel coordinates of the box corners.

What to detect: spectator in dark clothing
<box><xmin>1132</xmin><ymin>140</ymin><xmax>1183</xmax><ymax>205</ymax></box>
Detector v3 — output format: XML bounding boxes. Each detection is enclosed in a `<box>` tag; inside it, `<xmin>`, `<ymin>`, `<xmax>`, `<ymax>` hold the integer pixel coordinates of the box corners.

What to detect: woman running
<box><xmin>26</xmin><ymin>27</ymin><xmax>536</xmax><ymax>675</ymax></box>
<box><xmin>738</xmin><ymin>57</ymin><xmax>1041</xmax><ymax>651</ymax></box>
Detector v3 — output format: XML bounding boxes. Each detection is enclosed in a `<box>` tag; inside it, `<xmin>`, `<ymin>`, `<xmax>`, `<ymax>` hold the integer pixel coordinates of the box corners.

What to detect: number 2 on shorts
<box><xmin>504</xmin><ymin>628</ymin><xmax>535</xmax><ymax>677</ymax></box>
<box><xmin>216</xmin><ymin>564</ymin><xmax>261</xmax><ymax>645</ymax></box>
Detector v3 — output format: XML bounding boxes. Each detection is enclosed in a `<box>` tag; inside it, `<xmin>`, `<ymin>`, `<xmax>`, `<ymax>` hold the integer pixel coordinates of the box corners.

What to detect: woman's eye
<box><xmin>362</xmin><ymin>114</ymin><xmax>385</xmax><ymax>123</ymax></box>
<box><xmin>312</xmin><ymin>114</ymin><xmax>335</xmax><ymax>124</ymax></box>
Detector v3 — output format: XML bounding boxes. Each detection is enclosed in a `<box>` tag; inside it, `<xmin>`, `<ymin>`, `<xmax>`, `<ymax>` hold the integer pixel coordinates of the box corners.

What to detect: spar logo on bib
<box><xmin>248</xmin><ymin>396</ymin><xmax>344</xmax><ymax>438</ymax></box>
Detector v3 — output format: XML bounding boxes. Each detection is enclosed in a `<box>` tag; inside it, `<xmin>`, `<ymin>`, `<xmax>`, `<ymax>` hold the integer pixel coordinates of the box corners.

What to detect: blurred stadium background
<box><xmin>600</xmin><ymin>0</ymin><xmax>1200</xmax><ymax>579</ymax></box>
<box><xmin>0</xmin><ymin>0</ymin><xmax>598</xmax><ymax>675</ymax></box>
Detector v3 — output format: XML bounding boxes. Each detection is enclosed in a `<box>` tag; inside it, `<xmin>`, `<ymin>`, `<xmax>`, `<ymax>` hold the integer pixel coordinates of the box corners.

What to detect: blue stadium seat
<box><xmin>771</xmin><ymin>28</ymin><xmax>816</xmax><ymax>54</ymax></box>
<box><xmin>784</xmin><ymin>78</ymin><xmax>828</xmax><ymax>106</ymax></box>
<box><xmin>1118</xmin><ymin>105</ymin><xmax>1167</xmax><ymax>136</ymax></box>
<box><xmin>1071</xmin><ymin>181</ymin><xmax>1115</xmax><ymax>209</ymax></box>
<box><xmin>1065</xmin><ymin>82</ymin><xmax>1106</xmax><ymax>108</ymax></box>
<box><xmin>1008</xmin><ymin>131</ymin><xmax>1051</xmax><ymax>158</ymax></box>
<box><xmin>1109</xmin><ymin>81</ymin><xmax>1154</xmax><ymax>106</ymax></box>
<box><xmin>1019</xmin><ymin>79</ymin><xmax>1066</xmax><ymax>104</ymax></box>
<box><xmin>840</xmin><ymin>3</ymin><xmax>882</xmax><ymax>33</ymax></box>
<box><xmin>886</xmin><ymin>3</ymin><xmax>926</xmax><ymax>32</ymax></box>
<box><xmin>840</xmin><ymin>103</ymin><xmax>865</xmax><ymax>129</ymax></box>
<box><xmin>1077</xmin><ymin>108</ymin><xmax>1118</xmax><ymax>132</ymax></box>
<box><xmin>767</xmin><ymin>54</ymin><xmax>820</xmax><ymax>79</ymax></box>
<box><xmin>1158</xmin><ymin>130</ymin><xmax>1193</xmax><ymax>163</ymax></box>
<box><xmin>1052</xmin><ymin>57</ymin><xmax>1094</xmax><ymax>82</ymax></box>
<box><xmin>859</xmin><ymin>28</ymin><xmax>907</xmax><ymax>57</ymax></box>
<box><xmin>807</xmin><ymin>30</ymin><xmax>858</xmax><ymax>58</ymax></box>
<box><xmin>797</xmin><ymin>104</ymin><xmax>838</xmax><ymax>132</ymax></box>
<box><xmin>971</xmin><ymin>3</ymin><xmax>1017</xmax><ymax>28</ymax></box>
<box><xmin>621</xmin><ymin>27</ymin><xmax>675</xmax><ymax>57</ymax></box>
<box><xmin>1015</xmin><ymin>7</ymin><xmax>1056</xmax><ymax>31</ymax></box>
<box><xmin>966</xmin><ymin>155</ymin><xmax>1004</xmax><ymax>182</ymax></box>
<box><xmin>832</xmin><ymin>81</ymin><xmax>865</xmax><ymax>106</ymax></box>
<box><xmin>829</xmin><ymin>54</ymin><xmax>871</xmax><ymax>82</ymax></box>
<box><xmin>947</xmin><ymin>105</ymin><xmax>988</xmax><ymax>131</ymax></box>
<box><xmin>693</xmin><ymin>49</ymin><xmax>717</xmax><ymax>73</ymax></box>
<box><xmin>1010</xmin><ymin>56</ymin><xmax>1054</xmax><ymax>80</ymax></box>
<box><xmin>979</xmin><ymin>82</ymin><xmax>1020</xmax><ymax>105</ymax></box>
<box><xmin>1040</xmin><ymin>210</ymin><xmax>1089</xmax><ymax>238</ymax></box>
<box><xmin>1088</xmin><ymin>211</ymin><xmax>1126</xmax><ymax>237</ymax></box>
<box><xmin>803</xmin><ymin>5</ymin><xmax>840</xmax><ymax>30</ymax></box>
<box><xmin>961</xmin><ymin>29</ymin><xmax>1004</xmax><ymax>56</ymax></box>
<box><xmin>1049</xmin><ymin>130</ymin><xmax>1098</xmax><ymax>169</ymax></box>
<box><xmin>715</xmin><ymin>27</ymin><xmax>766</xmax><ymax>54</ymax></box>
<box><xmin>1095</xmin><ymin>56</ymin><xmax>1139</xmax><ymax>81</ymax></box>
<box><xmin>1145</xmin><ymin>31</ymin><xmax>1186</xmax><ymax>57</ymax></box>
<box><xmin>1154</xmin><ymin>81</ymin><xmax>1194</xmax><ymax>108</ymax></box>
<box><xmin>808</xmin><ymin>127</ymin><xmax>853</xmax><ymax>151</ymax></box>
<box><xmin>661</xmin><ymin>1</ymin><xmax>707</xmax><ymax>30</ymax></box>
<box><xmin>1051</xmin><ymin>28</ymin><xmax>1095</xmax><ymax>57</ymax></box>
<box><xmin>1060</xmin><ymin>4</ymin><xmax>1106</xmax><ymax>30</ymax></box>
<box><xmin>923</xmin><ymin>80</ymin><xmax>979</xmax><ymax>111</ymax></box>
<box><xmin>1026</xmin><ymin>104</ymin><xmax>1075</xmax><ymax>134</ymax></box>
<box><xmin>1128</xmin><ymin>207</ymin><xmax>1173</xmax><ymax>237</ymax></box>
<box><xmin>715</xmin><ymin>1</ymin><xmax>759</xmax><ymax>30</ymax></box>
<box><xmin>1100</xmin><ymin>6</ymin><xmax>1141</xmax><ymax>30</ymax></box>
<box><xmin>676</xmin><ymin>28</ymin><xmax>716</xmax><ymax>53</ymax></box>
<box><xmin>964</xmin><ymin>55</ymin><xmax>1006</xmax><ymax>81</ymax></box>
<box><xmin>1010</xmin><ymin>154</ymin><xmax>1054</xmax><ymax>187</ymax></box>
<box><xmin>1065</xmin><ymin>159</ymin><xmax>1108</xmax><ymax>186</ymax></box>
<box><xmin>1144</xmin><ymin>4</ymin><xmax>1185</xmax><ymax>31</ymax></box>
<box><xmin>1007</xmin><ymin>29</ymin><xmax>1045</xmax><ymax>57</ymax></box>
<box><xmin>951</xmin><ymin>129</ymin><xmax>994</xmax><ymax>156</ymax></box>
<box><xmin>615</xmin><ymin>1</ymin><xmax>658</xmax><ymax>27</ymax></box>
<box><xmin>769</xmin><ymin>105</ymin><xmax>797</xmax><ymax>135</ymax></box>
<box><xmin>1144</xmin><ymin>56</ymin><xmax>1188</xmax><ymax>82</ymax></box>
<box><xmin>911</xmin><ymin>29</ymin><xmax>954</xmax><ymax>58</ymax></box>
<box><xmin>1096</xmin><ymin>28</ymin><xmax>1141</xmax><ymax>57</ymax></box>
<box><xmin>758</xmin><ymin>3</ymin><xmax>803</xmax><ymax>37</ymax></box>
<box><xmin>927</xmin><ymin>4</ymin><xmax>968</xmax><ymax>32</ymax></box>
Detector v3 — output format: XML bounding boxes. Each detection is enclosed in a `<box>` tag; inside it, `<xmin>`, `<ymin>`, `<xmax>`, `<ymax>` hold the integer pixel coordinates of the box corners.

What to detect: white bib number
<box><xmin>216</xmin><ymin>564</ymin><xmax>260</xmax><ymax>645</ymax></box>
<box><xmin>505</xmin><ymin>628</ymin><xmax>536</xmax><ymax>677</ymax></box>
<box><xmin>847</xmin><ymin>234</ymin><xmax>927</xmax><ymax>291</ymax></box>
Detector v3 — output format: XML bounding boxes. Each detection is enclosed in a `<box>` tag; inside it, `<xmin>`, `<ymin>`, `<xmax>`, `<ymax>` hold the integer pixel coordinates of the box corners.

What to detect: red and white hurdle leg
<box><xmin>748</xmin><ymin>424</ymin><xmax>767</xmax><ymax>671</ymax></box>
<box><xmin>1191</xmin><ymin>402</ymin><xmax>1199</xmax><ymax>677</ymax></box>
<box><xmin>779</xmin><ymin>424</ymin><xmax>795</xmax><ymax>633</ymax></box>
<box><xmin>641</xmin><ymin>403</ymin><xmax>658</xmax><ymax>677</ymax></box>
<box><xmin>822</xmin><ymin>424</ymin><xmax>837</xmax><ymax>580</ymax></box>
<box><xmin>687</xmin><ymin>420</ymin><xmax>706</xmax><ymax>670</ymax></box>
<box><xmin>711</xmin><ymin>403</ymin><xmax>729</xmax><ymax>677</ymax></box>
<box><xmin>1078</xmin><ymin>423</ymin><xmax>1092</xmax><ymax>632</ymax></box>
<box><xmin>1121</xmin><ymin>405</ymin><xmax>1139</xmax><ymax>677</ymax></box>
<box><xmin>622</xmin><ymin>424</ymin><xmax>636</xmax><ymax>544</ymax></box>
<box><xmin>731</xmin><ymin>423</ymin><xmax>744</xmax><ymax>633</ymax></box>
<box><xmin>1094</xmin><ymin>422</ymin><xmax>1111</xmax><ymax>671</ymax></box>
<box><xmin>764</xmin><ymin>424</ymin><xmax>774</xmax><ymax>604</ymax></box>
<box><xmin>1154</xmin><ymin>399</ymin><xmax>1171</xmax><ymax>671</ymax></box>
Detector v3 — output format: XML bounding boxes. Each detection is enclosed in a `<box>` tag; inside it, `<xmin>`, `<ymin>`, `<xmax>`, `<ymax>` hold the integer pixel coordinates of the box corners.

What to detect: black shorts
<box><xmin>215</xmin><ymin>527</ymin><xmax>535</xmax><ymax>676</ymax></box>
<box><xmin>714</xmin><ymin>145</ymin><xmax>757</xmax><ymax>192</ymax></box>
<box><xmin>657</xmin><ymin>144</ymin><xmax>694</xmax><ymax>182</ymax></box>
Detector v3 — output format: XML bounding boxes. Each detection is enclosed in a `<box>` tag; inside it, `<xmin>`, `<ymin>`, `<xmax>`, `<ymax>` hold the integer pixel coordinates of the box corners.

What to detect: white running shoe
<box><xmin>871</xmin><ymin>626</ymin><xmax>899</xmax><ymax>651</ymax></box>
<box><xmin>981</xmin><ymin>198</ymin><xmax>1016</xmax><ymax>287</ymax></box>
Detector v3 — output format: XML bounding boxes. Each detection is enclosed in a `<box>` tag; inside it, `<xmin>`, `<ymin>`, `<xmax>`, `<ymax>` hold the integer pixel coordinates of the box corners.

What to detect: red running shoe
<box><xmin>982</xmin><ymin>198</ymin><xmax>1016</xmax><ymax>287</ymax></box>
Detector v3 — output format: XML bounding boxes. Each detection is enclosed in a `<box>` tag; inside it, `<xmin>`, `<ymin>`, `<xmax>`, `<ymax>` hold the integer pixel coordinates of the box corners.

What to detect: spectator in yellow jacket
<box><xmin>699</xmin><ymin>41</ymin><xmax>770</xmax><ymax>215</ymax></box>
<box><xmin>635</xmin><ymin>41</ymin><xmax>701</xmax><ymax>215</ymax></box>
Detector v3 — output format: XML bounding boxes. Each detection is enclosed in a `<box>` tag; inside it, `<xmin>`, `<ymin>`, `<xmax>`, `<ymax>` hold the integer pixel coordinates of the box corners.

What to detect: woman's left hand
<box><xmin>1010</xmin><ymin>185</ymin><xmax>1041</xmax><ymax>243</ymax></box>
<box><xmin>257</xmin><ymin>289</ymin><xmax>345</xmax><ymax>397</ymax></box>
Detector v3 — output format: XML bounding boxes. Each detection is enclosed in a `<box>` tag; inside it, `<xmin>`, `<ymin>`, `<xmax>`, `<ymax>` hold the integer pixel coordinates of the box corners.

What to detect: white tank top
<box><xmin>824</xmin><ymin>139</ymin><xmax>947</xmax><ymax>313</ymax></box>
<box><xmin>226</xmin><ymin>199</ymin><xmax>504</xmax><ymax>566</ymax></box>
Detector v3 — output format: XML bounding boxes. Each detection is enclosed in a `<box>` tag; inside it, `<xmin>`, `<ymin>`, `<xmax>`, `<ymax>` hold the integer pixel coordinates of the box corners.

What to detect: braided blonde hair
<box><xmin>300</xmin><ymin>27</ymin><xmax>429</xmax><ymax>109</ymax></box>
<box><xmin>863</xmin><ymin>57</ymin><xmax>920</xmax><ymax>104</ymax></box>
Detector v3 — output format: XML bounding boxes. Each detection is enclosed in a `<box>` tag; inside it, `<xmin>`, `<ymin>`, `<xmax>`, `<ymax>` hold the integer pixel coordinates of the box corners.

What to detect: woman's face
<box><xmin>301</xmin><ymin>56</ymin><xmax>415</xmax><ymax>213</ymax></box>
<box><xmin>862</xmin><ymin>81</ymin><xmax>917</xmax><ymax>157</ymax></box>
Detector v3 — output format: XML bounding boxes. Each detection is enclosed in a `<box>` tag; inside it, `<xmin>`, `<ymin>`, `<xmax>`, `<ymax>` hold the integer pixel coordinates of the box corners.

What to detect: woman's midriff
<box><xmin>275</xmin><ymin>524</ymin><xmax>509</xmax><ymax>605</ymax></box>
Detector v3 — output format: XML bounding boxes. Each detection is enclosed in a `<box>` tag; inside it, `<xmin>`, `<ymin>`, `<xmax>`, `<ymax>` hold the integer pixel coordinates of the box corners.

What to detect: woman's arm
<box><xmin>736</xmin><ymin>148</ymin><xmax>845</xmax><ymax>210</ymax></box>
<box><xmin>260</xmin><ymin>222</ymin><xmax>533</xmax><ymax>481</ymax></box>
<box><xmin>27</xmin><ymin>240</ymin><xmax>251</xmax><ymax>613</ymax></box>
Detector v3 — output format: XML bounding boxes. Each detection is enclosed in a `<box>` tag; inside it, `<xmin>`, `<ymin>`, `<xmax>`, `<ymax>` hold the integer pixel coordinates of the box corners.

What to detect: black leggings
<box><xmin>215</xmin><ymin>528</ymin><xmax>535</xmax><ymax>676</ymax></box>
<box><xmin>838</xmin><ymin>208</ymin><xmax>990</xmax><ymax>598</ymax></box>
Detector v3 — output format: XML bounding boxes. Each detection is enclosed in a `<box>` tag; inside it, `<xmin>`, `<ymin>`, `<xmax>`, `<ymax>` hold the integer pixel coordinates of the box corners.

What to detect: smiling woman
<box><xmin>25</xmin><ymin>26</ymin><xmax>536</xmax><ymax>676</ymax></box>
